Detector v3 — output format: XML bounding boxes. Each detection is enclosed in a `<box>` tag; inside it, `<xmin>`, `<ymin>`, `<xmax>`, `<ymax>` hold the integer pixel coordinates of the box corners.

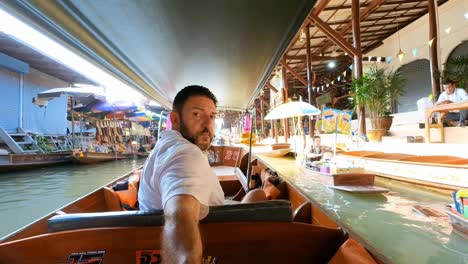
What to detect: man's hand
<box><xmin>162</xmin><ymin>195</ymin><xmax>202</xmax><ymax>264</ymax></box>
<box><xmin>436</xmin><ymin>100</ymin><xmax>452</xmax><ymax>105</ymax></box>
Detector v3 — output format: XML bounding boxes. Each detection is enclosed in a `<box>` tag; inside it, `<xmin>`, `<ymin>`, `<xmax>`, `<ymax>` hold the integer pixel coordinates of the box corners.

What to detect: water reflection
<box><xmin>275</xmin><ymin>159</ymin><xmax>467</xmax><ymax>264</ymax></box>
<box><xmin>0</xmin><ymin>159</ymin><xmax>144</xmax><ymax>238</ymax></box>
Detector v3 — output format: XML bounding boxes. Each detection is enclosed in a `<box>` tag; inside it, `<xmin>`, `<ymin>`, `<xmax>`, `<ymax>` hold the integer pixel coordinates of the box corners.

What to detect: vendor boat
<box><xmin>72</xmin><ymin>151</ymin><xmax>133</xmax><ymax>164</ymax></box>
<box><xmin>0</xmin><ymin>152</ymin><xmax>72</xmax><ymax>173</ymax></box>
<box><xmin>337</xmin><ymin>151</ymin><xmax>468</xmax><ymax>193</ymax></box>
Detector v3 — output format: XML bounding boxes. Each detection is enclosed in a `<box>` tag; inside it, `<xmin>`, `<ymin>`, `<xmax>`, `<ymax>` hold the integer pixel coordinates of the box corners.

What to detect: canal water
<box><xmin>0</xmin><ymin>159</ymin><xmax>145</xmax><ymax>239</ymax></box>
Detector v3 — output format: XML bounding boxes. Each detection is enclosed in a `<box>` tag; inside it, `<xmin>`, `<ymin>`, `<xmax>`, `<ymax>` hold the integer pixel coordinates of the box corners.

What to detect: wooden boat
<box><xmin>72</xmin><ymin>151</ymin><xmax>132</xmax><ymax>164</ymax></box>
<box><xmin>0</xmin><ymin>152</ymin><xmax>72</xmax><ymax>173</ymax></box>
<box><xmin>337</xmin><ymin>151</ymin><xmax>468</xmax><ymax>192</ymax></box>
<box><xmin>134</xmin><ymin>152</ymin><xmax>149</xmax><ymax>158</ymax></box>
<box><xmin>0</xmin><ymin>145</ymin><xmax>376</xmax><ymax>263</ymax></box>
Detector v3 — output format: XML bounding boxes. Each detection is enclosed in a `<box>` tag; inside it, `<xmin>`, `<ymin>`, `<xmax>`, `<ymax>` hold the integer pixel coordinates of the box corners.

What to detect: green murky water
<box><xmin>0</xmin><ymin>159</ymin><xmax>145</xmax><ymax>238</ymax></box>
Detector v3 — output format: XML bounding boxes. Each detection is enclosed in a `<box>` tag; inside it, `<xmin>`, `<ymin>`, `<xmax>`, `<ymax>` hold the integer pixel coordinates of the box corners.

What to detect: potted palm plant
<box><xmin>442</xmin><ymin>55</ymin><xmax>468</xmax><ymax>90</ymax></box>
<box><xmin>350</xmin><ymin>67</ymin><xmax>406</xmax><ymax>141</ymax></box>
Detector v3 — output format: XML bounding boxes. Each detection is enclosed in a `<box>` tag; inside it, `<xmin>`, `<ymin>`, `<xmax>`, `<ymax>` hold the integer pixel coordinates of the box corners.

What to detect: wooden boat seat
<box><xmin>47</xmin><ymin>200</ymin><xmax>292</xmax><ymax>233</ymax></box>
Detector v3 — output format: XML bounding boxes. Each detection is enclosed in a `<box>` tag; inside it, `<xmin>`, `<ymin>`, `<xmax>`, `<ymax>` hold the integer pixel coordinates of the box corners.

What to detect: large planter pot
<box><xmin>371</xmin><ymin>116</ymin><xmax>393</xmax><ymax>130</ymax></box>
<box><xmin>367</xmin><ymin>129</ymin><xmax>387</xmax><ymax>142</ymax></box>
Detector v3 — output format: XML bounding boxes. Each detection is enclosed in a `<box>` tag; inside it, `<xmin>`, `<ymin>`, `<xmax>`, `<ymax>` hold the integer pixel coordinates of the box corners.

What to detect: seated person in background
<box><xmin>114</xmin><ymin>138</ymin><xmax>126</xmax><ymax>153</ymax></box>
<box><xmin>307</xmin><ymin>135</ymin><xmax>333</xmax><ymax>161</ymax></box>
<box><xmin>149</xmin><ymin>136</ymin><xmax>157</xmax><ymax>150</ymax></box>
<box><xmin>436</xmin><ymin>79</ymin><xmax>468</xmax><ymax>127</ymax></box>
<box><xmin>126</xmin><ymin>139</ymin><xmax>135</xmax><ymax>154</ymax></box>
<box><xmin>137</xmin><ymin>144</ymin><xmax>149</xmax><ymax>153</ymax></box>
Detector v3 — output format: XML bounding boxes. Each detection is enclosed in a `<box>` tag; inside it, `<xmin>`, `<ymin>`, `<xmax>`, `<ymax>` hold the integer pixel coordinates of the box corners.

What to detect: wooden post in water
<box><xmin>281</xmin><ymin>58</ymin><xmax>290</xmax><ymax>143</ymax></box>
<box><xmin>428</xmin><ymin>0</ymin><xmax>440</xmax><ymax>97</ymax></box>
<box><xmin>351</xmin><ymin>0</ymin><xmax>365</xmax><ymax>135</ymax></box>
<box><xmin>260</xmin><ymin>95</ymin><xmax>265</xmax><ymax>139</ymax></box>
<box><xmin>305</xmin><ymin>24</ymin><xmax>315</xmax><ymax>139</ymax></box>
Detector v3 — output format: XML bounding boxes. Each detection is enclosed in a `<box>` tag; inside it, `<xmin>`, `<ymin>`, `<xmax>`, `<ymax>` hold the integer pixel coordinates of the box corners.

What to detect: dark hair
<box><xmin>442</xmin><ymin>79</ymin><xmax>456</xmax><ymax>85</ymax></box>
<box><xmin>172</xmin><ymin>85</ymin><xmax>218</xmax><ymax>113</ymax></box>
<box><xmin>313</xmin><ymin>135</ymin><xmax>321</xmax><ymax>140</ymax></box>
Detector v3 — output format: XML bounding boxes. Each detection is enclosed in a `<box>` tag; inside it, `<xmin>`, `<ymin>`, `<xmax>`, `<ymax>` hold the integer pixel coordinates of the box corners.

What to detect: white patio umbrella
<box><xmin>264</xmin><ymin>101</ymin><xmax>321</xmax><ymax>155</ymax></box>
<box><xmin>35</xmin><ymin>86</ymin><xmax>106</xmax><ymax>107</ymax></box>
<box><xmin>264</xmin><ymin>101</ymin><xmax>321</xmax><ymax>120</ymax></box>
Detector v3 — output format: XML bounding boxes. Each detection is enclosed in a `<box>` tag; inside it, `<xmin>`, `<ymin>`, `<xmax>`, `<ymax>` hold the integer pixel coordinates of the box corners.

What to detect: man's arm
<box><xmin>162</xmin><ymin>195</ymin><xmax>202</xmax><ymax>264</ymax></box>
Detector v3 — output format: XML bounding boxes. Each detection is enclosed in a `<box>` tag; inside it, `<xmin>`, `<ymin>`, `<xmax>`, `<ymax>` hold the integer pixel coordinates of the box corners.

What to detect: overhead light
<box><xmin>396</xmin><ymin>23</ymin><xmax>405</xmax><ymax>63</ymax></box>
<box><xmin>465</xmin><ymin>12</ymin><xmax>468</xmax><ymax>20</ymax></box>
<box><xmin>330</xmin><ymin>49</ymin><xmax>339</xmax><ymax>57</ymax></box>
<box><xmin>397</xmin><ymin>49</ymin><xmax>405</xmax><ymax>62</ymax></box>
<box><xmin>344</xmin><ymin>52</ymin><xmax>348</xmax><ymax>56</ymax></box>
<box><xmin>327</xmin><ymin>61</ymin><xmax>336</xmax><ymax>68</ymax></box>
<box><xmin>444</xmin><ymin>27</ymin><xmax>452</xmax><ymax>34</ymax></box>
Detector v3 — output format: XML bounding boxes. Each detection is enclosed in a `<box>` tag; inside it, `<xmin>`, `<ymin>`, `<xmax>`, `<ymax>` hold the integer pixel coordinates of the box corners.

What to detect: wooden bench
<box><xmin>424</xmin><ymin>101</ymin><xmax>468</xmax><ymax>143</ymax></box>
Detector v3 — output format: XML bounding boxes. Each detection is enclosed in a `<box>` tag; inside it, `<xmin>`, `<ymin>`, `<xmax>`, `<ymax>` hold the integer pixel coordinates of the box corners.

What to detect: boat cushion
<box><xmin>48</xmin><ymin>200</ymin><xmax>292</xmax><ymax>233</ymax></box>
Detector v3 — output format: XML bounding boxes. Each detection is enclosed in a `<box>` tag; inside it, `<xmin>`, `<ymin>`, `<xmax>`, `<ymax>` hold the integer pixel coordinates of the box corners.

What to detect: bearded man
<box><xmin>138</xmin><ymin>85</ymin><xmax>224</xmax><ymax>263</ymax></box>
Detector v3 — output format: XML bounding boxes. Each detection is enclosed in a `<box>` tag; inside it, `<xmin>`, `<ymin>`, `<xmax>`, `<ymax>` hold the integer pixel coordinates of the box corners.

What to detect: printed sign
<box><xmin>136</xmin><ymin>250</ymin><xmax>161</xmax><ymax>264</ymax></box>
<box><xmin>321</xmin><ymin>107</ymin><xmax>352</xmax><ymax>134</ymax></box>
<box><xmin>68</xmin><ymin>250</ymin><xmax>105</xmax><ymax>264</ymax></box>
<box><xmin>136</xmin><ymin>250</ymin><xmax>219</xmax><ymax>264</ymax></box>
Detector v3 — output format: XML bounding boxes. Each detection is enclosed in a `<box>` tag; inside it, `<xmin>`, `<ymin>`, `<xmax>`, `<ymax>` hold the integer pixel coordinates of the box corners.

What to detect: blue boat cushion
<box><xmin>47</xmin><ymin>200</ymin><xmax>292</xmax><ymax>233</ymax></box>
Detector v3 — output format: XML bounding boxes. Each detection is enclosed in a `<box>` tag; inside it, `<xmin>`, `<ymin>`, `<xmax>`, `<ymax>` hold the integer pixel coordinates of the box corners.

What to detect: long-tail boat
<box><xmin>72</xmin><ymin>151</ymin><xmax>132</xmax><ymax>164</ymax></box>
<box><xmin>337</xmin><ymin>151</ymin><xmax>468</xmax><ymax>193</ymax></box>
<box><xmin>0</xmin><ymin>146</ymin><xmax>368</xmax><ymax>263</ymax></box>
<box><xmin>0</xmin><ymin>152</ymin><xmax>72</xmax><ymax>173</ymax></box>
<box><xmin>1</xmin><ymin>0</ymin><xmax>466</xmax><ymax>263</ymax></box>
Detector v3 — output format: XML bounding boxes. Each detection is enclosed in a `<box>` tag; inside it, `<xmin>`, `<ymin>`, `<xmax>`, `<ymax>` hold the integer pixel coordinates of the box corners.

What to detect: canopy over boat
<box><xmin>1</xmin><ymin>0</ymin><xmax>316</xmax><ymax>110</ymax></box>
<box><xmin>34</xmin><ymin>86</ymin><xmax>105</xmax><ymax>107</ymax></box>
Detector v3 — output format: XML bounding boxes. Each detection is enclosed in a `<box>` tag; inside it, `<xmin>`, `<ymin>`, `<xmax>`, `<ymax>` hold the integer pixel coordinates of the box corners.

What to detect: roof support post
<box><xmin>305</xmin><ymin>24</ymin><xmax>315</xmax><ymax>138</ymax></box>
<box><xmin>352</xmin><ymin>0</ymin><xmax>366</xmax><ymax>136</ymax></box>
<box><xmin>428</xmin><ymin>0</ymin><xmax>440</xmax><ymax>97</ymax></box>
<box><xmin>281</xmin><ymin>58</ymin><xmax>290</xmax><ymax>142</ymax></box>
<box><xmin>260</xmin><ymin>96</ymin><xmax>265</xmax><ymax>139</ymax></box>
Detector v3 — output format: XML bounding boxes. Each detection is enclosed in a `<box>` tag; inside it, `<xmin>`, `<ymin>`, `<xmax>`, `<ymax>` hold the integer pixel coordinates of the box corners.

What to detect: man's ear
<box><xmin>170</xmin><ymin>111</ymin><xmax>180</xmax><ymax>130</ymax></box>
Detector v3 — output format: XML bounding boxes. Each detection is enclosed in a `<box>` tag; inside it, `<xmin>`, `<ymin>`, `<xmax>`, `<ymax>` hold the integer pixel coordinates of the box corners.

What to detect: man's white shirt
<box><xmin>437</xmin><ymin>88</ymin><xmax>468</xmax><ymax>104</ymax></box>
<box><xmin>138</xmin><ymin>130</ymin><xmax>224</xmax><ymax>211</ymax></box>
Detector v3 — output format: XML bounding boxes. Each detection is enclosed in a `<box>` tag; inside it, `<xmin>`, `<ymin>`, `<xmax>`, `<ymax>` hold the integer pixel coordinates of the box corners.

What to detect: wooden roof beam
<box><xmin>282</xmin><ymin>62</ymin><xmax>308</xmax><ymax>87</ymax></box>
<box><xmin>265</xmin><ymin>82</ymin><xmax>278</xmax><ymax>93</ymax></box>
<box><xmin>312</xmin><ymin>0</ymin><xmax>332</xmax><ymax>16</ymax></box>
<box><xmin>311</xmin><ymin>0</ymin><xmax>385</xmax><ymax>56</ymax></box>
<box><xmin>260</xmin><ymin>97</ymin><xmax>270</xmax><ymax>108</ymax></box>
<box><xmin>285</xmin><ymin>55</ymin><xmax>349</xmax><ymax>61</ymax></box>
<box><xmin>373</xmin><ymin>6</ymin><xmax>426</xmax><ymax>14</ymax></box>
<box><xmin>308</xmin><ymin>14</ymin><xmax>359</xmax><ymax>57</ymax></box>
<box><xmin>324</xmin><ymin>0</ymin><xmax>424</xmax><ymax>11</ymax></box>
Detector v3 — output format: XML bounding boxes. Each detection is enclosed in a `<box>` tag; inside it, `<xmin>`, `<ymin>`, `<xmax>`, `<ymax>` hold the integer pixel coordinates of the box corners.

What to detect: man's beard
<box><xmin>179</xmin><ymin>119</ymin><xmax>213</xmax><ymax>151</ymax></box>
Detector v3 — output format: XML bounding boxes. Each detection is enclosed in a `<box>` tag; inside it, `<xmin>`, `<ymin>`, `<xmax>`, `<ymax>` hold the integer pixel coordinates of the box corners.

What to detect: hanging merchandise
<box><xmin>240</xmin><ymin>112</ymin><xmax>256</xmax><ymax>144</ymax></box>
<box><xmin>321</xmin><ymin>107</ymin><xmax>352</xmax><ymax>135</ymax></box>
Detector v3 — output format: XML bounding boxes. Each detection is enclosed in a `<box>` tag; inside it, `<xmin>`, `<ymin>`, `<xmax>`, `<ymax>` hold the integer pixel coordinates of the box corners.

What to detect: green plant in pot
<box><xmin>442</xmin><ymin>55</ymin><xmax>468</xmax><ymax>90</ymax></box>
<box><xmin>350</xmin><ymin>67</ymin><xmax>406</xmax><ymax>141</ymax></box>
